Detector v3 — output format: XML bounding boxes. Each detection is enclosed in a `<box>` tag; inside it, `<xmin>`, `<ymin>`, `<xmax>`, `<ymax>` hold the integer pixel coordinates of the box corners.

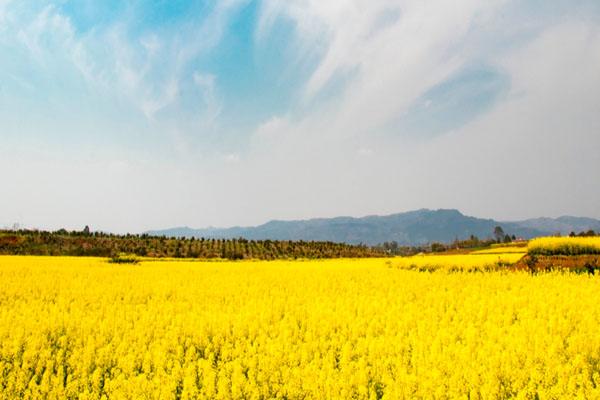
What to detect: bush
<box><xmin>109</xmin><ymin>254</ymin><xmax>139</xmax><ymax>264</ymax></box>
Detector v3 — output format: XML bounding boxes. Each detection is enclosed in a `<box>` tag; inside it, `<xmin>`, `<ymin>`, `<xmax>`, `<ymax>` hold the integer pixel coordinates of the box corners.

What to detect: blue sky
<box><xmin>1</xmin><ymin>0</ymin><xmax>599</xmax><ymax>232</ymax></box>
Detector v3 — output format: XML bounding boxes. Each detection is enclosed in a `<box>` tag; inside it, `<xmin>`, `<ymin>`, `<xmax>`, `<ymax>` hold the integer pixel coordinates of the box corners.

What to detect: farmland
<box><xmin>1</xmin><ymin>255</ymin><xmax>600</xmax><ymax>399</ymax></box>
<box><xmin>393</xmin><ymin>253</ymin><xmax>524</xmax><ymax>272</ymax></box>
<box><xmin>528</xmin><ymin>237</ymin><xmax>600</xmax><ymax>256</ymax></box>
<box><xmin>0</xmin><ymin>230</ymin><xmax>384</xmax><ymax>259</ymax></box>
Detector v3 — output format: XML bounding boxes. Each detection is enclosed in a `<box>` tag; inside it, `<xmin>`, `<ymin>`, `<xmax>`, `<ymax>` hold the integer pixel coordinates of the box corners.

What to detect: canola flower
<box><xmin>490</xmin><ymin>242</ymin><xmax>527</xmax><ymax>248</ymax></box>
<box><xmin>394</xmin><ymin>253</ymin><xmax>524</xmax><ymax>272</ymax></box>
<box><xmin>0</xmin><ymin>255</ymin><xmax>599</xmax><ymax>399</ymax></box>
<box><xmin>470</xmin><ymin>247</ymin><xmax>528</xmax><ymax>255</ymax></box>
<box><xmin>528</xmin><ymin>236</ymin><xmax>600</xmax><ymax>256</ymax></box>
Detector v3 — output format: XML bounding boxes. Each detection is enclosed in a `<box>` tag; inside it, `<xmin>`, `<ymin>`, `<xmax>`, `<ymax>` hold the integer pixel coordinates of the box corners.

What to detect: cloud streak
<box><xmin>1</xmin><ymin>2</ymin><xmax>241</xmax><ymax>146</ymax></box>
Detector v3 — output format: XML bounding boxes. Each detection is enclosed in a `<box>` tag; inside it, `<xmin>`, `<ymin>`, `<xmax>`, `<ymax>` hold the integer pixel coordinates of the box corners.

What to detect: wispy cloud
<box><xmin>193</xmin><ymin>72</ymin><xmax>222</xmax><ymax>128</ymax></box>
<box><xmin>244</xmin><ymin>0</ymin><xmax>600</xmax><ymax>223</ymax></box>
<box><xmin>256</xmin><ymin>0</ymin><xmax>512</xmax><ymax>141</ymax></box>
<box><xmin>1</xmin><ymin>1</ymin><xmax>241</xmax><ymax>148</ymax></box>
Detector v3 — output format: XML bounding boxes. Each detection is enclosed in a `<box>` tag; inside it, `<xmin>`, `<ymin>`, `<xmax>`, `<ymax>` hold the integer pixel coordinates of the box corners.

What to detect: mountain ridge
<box><xmin>147</xmin><ymin>209</ymin><xmax>600</xmax><ymax>246</ymax></box>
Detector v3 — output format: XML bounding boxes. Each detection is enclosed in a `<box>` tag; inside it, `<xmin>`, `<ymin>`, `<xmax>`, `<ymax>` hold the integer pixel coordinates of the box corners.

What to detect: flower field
<box><xmin>528</xmin><ymin>237</ymin><xmax>600</xmax><ymax>256</ymax></box>
<box><xmin>392</xmin><ymin>253</ymin><xmax>524</xmax><ymax>272</ymax></box>
<box><xmin>1</xmin><ymin>256</ymin><xmax>600</xmax><ymax>399</ymax></box>
<box><xmin>469</xmin><ymin>246</ymin><xmax>528</xmax><ymax>255</ymax></box>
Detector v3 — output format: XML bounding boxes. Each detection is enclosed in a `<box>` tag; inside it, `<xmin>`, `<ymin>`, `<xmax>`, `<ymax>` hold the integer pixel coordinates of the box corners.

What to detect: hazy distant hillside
<box><xmin>146</xmin><ymin>209</ymin><xmax>596</xmax><ymax>246</ymax></box>
<box><xmin>512</xmin><ymin>216</ymin><xmax>600</xmax><ymax>235</ymax></box>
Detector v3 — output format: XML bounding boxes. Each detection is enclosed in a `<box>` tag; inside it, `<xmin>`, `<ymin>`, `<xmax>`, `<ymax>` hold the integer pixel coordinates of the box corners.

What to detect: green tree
<box><xmin>493</xmin><ymin>226</ymin><xmax>505</xmax><ymax>243</ymax></box>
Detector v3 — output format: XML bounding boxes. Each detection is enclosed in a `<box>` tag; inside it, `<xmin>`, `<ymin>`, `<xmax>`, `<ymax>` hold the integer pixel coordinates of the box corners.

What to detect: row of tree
<box><xmin>0</xmin><ymin>229</ymin><xmax>386</xmax><ymax>260</ymax></box>
<box><xmin>0</xmin><ymin>225</ymin><xmax>522</xmax><ymax>259</ymax></box>
<box><xmin>375</xmin><ymin>227</ymin><xmax>517</xmax><ymax>256</ymax></box>
<box><xmin>569</xmin><ymin>230</ymin><xmax>597</xmax><ymax>237</ymax></box>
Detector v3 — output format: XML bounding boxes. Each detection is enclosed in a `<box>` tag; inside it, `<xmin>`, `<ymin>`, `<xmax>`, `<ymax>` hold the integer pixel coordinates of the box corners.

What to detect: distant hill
<box><xmin>147</xmin><ymin>209</ymin><xmax>600</xmax><ymax>246</ymax></box>
<box><xmin>511</xmin><ymin>216</ymin><xmax>600</xmax><ymax>236</ymax></box>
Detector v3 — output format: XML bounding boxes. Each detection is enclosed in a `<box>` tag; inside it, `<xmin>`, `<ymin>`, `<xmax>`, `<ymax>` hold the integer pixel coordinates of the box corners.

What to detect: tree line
<box><xmin>375</xmin><ymin>226</ymin><xmax>518</xmax><ymax>256</ymax></box>
<box><xmin>569</xmin><ymin>230</ymin><xmax>597</xmax><ymax>237</ymax></box>
<box><xmin>0</xmin><ymin>225</ymin><xmax>526</xmax><ymax>259</ymax></box>
<box><xmin>0</xmin><ymin>229</ymin><xmax>386</xmax><ymax>260</ymax></box>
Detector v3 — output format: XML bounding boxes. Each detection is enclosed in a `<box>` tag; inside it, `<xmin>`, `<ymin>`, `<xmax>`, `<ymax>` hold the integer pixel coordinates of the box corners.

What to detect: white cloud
<box><xmin>253</xmin><ymin>116</ymin><xmax>291</xmax><ymax>142</ymax></box>
<box><xmin>16</xmin><ymin>5</ymin><xmax>76</xmax><ymax>63</ymax></box>
<box><xmin>237</xmin><ymin>1</ymin><xmax>600</xmax><ymax>224</ymax></box>
<box><xmin>255</xmin><ymin>0</ymin><xmax>286</xmax><ymax>42</ymax></box>
<box><xmin>193</xmin><ymin>72</ymin><xmax>221</xmax><ymax>123</ymax></box>
<box><xmin>258</xmin><ymin>0</ymin><xmax>510</xmax><ymax>140</ymax></box>
<box><xmin>141</xmin><ymin>79</ymin><xmax>180</xmax><ymax>119</ymax></box>
<box><xmin>2</xmin><ymin>2</ymin><xmax>239</xmax><ymax>125</ymax></box>
<box><xmin>390</xmin><ymin>21</ymin><xmax>600</xmax><ymax>220</ymax></box>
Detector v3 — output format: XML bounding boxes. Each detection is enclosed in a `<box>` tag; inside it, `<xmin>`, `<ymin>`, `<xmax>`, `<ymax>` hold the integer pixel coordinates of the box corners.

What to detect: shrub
<box><xmin>109</xmin><ymin>254</ymin><xmax>139</xmax><ymax>264</ymax></box>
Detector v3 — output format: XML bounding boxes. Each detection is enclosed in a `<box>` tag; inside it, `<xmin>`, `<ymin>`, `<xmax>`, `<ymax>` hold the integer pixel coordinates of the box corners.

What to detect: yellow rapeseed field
<box><xmin>393</xmin><ymin>253</ymin><xmax>524</xmax><ymax>272</ymax></box>
<box><xmin>528</xmin><ymin>236</ymin><xmax>600</xmax><ymax>255</ymax></box>
<box><xmin>469</xmin><ymin>247</ymin><xmax>528</xmax><ymax>255</ymax></box>
<box><xmin>1</xmin><ymin>255</ymin><xmax>599</xmax><ymax>399</ymax></box>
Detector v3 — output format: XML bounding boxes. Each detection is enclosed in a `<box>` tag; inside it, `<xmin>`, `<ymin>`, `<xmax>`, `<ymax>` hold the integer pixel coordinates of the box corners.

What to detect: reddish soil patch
<box><xmin>513</xmin><ymin>255</ymin><xmax>600</xmax><ymax>273</ymax></box>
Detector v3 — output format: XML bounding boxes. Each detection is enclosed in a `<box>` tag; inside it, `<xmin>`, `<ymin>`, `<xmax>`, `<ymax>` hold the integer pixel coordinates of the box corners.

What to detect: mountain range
<box><xmin>147</xmin><ymin>209</ymin><xmax>600</xmax><ymax>246</ymax></box>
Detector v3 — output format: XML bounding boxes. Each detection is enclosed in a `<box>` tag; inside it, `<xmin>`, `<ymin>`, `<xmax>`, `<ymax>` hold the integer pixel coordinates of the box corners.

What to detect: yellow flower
<box><xmin>0</xmin><ymin>255</ymin><xmax>599</xmax><ymax>399</ymax></box>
